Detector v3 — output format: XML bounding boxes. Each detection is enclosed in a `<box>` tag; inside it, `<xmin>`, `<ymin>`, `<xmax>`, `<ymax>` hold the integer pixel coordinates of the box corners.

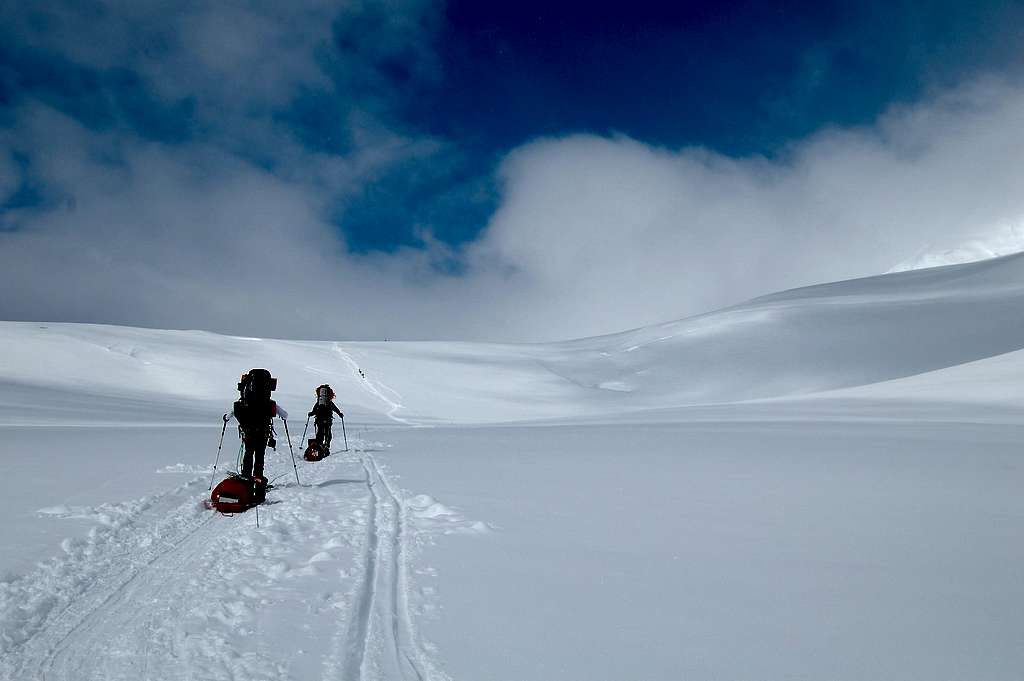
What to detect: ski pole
<box><xmin>300</xmin><ymin>414</ymin><xmax>311</xmax><ymax>445</ymax></box>
<box><xmin>341</xmin><ymin>414</ymin><xmax>349</xmax><ymax>452</ymax></box>
<box><xmin>209</xmin><ymin>414</ymin><xmax>230</xmax><ymax>490</ymax></box>
<box><xmin>282</xmin><ymin>418</ymin><xmax>301</xmax><ymax>486</ymax></box>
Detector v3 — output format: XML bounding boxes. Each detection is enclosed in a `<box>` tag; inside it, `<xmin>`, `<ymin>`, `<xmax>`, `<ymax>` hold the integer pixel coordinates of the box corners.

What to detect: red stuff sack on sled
<box><xmin>210</xmin><ymin>476</ymin><xmax>264</xmax><ymax>513</ymax></box>
<box><xmin>304</xmin><ymin>438</ymin><xmax>328</xmax><ymax>461</ymax></box>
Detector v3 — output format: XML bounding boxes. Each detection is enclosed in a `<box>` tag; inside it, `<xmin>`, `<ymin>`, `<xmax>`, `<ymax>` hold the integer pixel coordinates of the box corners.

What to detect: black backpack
<box><xmin>234</xmin><ymin>369</ymin><xmax>278</xmax><ymax>430</ymax></box>
<box><xmin>240</xmin><ymin>369</ymin><xmax>277</xmax><ymax>404</ymax></box>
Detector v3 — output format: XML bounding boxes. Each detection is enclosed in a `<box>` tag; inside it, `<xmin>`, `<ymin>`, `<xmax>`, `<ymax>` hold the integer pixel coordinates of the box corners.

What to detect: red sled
<box><xmin>304</xmin><ymin>438</ymin><xmax>330</xmax><ymax>461</ymax></box>
<box><xmin>209</xmin><ymin>475</ymin><xmax>266</xmax><ymax>513</ymax></box>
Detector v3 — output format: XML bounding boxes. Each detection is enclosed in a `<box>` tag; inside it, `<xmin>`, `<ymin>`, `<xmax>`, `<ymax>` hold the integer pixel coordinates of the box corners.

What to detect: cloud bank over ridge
<box><xmin>473</xmin><ymin>79</ymin><xmax>1024</xmax><ymax>338</ymax></box>
<box><xmin>2</xmin><ymin>3</ymin><xmax>1024</xmax><ymax>341</ymax></box>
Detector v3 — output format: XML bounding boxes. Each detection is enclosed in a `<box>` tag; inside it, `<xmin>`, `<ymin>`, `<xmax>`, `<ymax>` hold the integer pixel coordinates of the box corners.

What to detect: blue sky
<box><xmin>327</xmin><ymin>0</ymin><xmax>1024</xmax><ymax>250</ymax></box>
<box><xmin>6</xmin><ymin>0</ymin><xmax>1023</xmax><ymax>251</ymax></box>
<box><xmin>2</xmin><ymin>1</ymin><xmax>1024</xmax><ymax>340</ymax></box>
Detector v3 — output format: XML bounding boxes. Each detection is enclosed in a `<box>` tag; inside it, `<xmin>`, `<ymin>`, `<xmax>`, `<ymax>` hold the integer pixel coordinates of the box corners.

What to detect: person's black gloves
<box><xmin>308</xmin><ymin>410</ymin><xmax>315</xmax><ymax>417</ymax></box>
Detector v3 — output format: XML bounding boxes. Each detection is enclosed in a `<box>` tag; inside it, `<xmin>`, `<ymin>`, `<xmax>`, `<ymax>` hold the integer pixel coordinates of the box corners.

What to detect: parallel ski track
<box><xmin>342</xmin><ymin>455</ymin><xmax>381</xmax><ymax>681</ymax></box>
<box><xmin>3</xmin><ymin>487</ymin><xmax>217</xmax><ymax>681</ymax></box>
<box><xmin>4</xmin><ymin>438</ymin><xmax>439</xmax><ymax>681</ymax></box>
<box><xmin>41</xmin><ymin>513</ymin><xmax>221</xmax><ymax>680</ymax></box>
<box><xmin>342</xmin><ymin>451</ymin><xmax>430</xmax><ymax>681</ymax></box>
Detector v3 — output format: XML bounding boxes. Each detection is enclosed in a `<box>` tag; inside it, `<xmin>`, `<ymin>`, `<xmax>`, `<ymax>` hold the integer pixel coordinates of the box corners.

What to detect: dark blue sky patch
<box><xmin>0</xmin><ymin>43</ymin><xmax>194</xmax><ymax>143</ymax></box>
<box><xmin>327</xmin><ymin>5</ymin><xmax>441</xmax><ymax>116</ymax></box>
<box><xmin>0</xmin><ymin>151</ymin><xmax>50</xmax><ymax>232</ymax></box>
<box><xmin>102</xmin><ymin>68</ymin><xmax>194</xmax><ymax>143</ymax></box>
<box><xmin>0</xmin><ymin>45</ymin><xmax>110</xmax><ymax>129</ymax></box>
<box><xmin>275</xmin><ymin>86</ymin><xmax>354</xmax><ymax>157</ymax></box>
<box><xmin>423</xmin><ymin>0</ymin><xmax>1024</xmax><ymax>156</ymax></box>
<box><xmin>334</xmin><ymin>155</ymin><xmax>499</xmax><ymax>255</ymax></box>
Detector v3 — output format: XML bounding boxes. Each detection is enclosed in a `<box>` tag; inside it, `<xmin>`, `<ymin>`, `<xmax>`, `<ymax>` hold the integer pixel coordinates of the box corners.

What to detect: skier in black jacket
<box><xmin>308</xmin><ymin>384</ymin><xmax>343</xmax><ymax>455</ymax></box>
<box><xmin>227</xmin><ymin>369</ymin><xmax>288</xmax><ymax>491</ymax></box>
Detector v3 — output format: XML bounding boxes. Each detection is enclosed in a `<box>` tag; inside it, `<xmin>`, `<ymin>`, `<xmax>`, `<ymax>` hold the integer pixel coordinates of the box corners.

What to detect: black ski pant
<box><xmin>242</xmin><ymin>430</ymin><xmax>268</xmax><ymax>479</ymax></box>
<box><xmin>315</xmin><ymin>419</ymin><xmax>333</xmax><ymax>451</ymax></box>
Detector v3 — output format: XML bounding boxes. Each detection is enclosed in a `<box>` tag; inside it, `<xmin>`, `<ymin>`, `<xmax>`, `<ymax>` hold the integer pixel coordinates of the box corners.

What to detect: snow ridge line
<box><xmin>341</xmin><ymin>452</ymin><xmax>435</xmax><ymax>681</ymax></box>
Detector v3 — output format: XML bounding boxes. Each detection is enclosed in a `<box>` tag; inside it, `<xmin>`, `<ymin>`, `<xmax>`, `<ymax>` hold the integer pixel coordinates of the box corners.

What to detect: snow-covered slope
<box><xmin>3</xmin><ymin>254</ymin><xmax>1024</xmax><ymax>681</ymax></box>
<box><xmin>545</xmin><ymin>250</ymin><xmax>1024</xmax><ymax>407</ymax></box>
<box><xmin>4</xmin><ymin>251</ymin><xmax>1024</xmax><ymax>425</ymax></box>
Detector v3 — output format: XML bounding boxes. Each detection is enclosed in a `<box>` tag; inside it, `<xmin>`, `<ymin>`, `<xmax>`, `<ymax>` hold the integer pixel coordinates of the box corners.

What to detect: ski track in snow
<box><xmin>341</xmin><ymin>452</ymin><xmax>437</xmax><ymax>681</ymax></box>
<box><xmin>40</xmin><ymin>513</ymin><xmax>221</xmax><ymax>680</ymax></box>
<box><xmin>0</xmin><ymin>437</ymin><xmax>448</xmax><ymax>681</ymax></box>
<box><xmin>0</xmin><ymin>481</ymin><xmax>219</xmax><ymax>680</ymax></box>
<box><xmin>332</xmin><ymin>343</ymin><xmax>418</xmax><ymax>426</ymax></box>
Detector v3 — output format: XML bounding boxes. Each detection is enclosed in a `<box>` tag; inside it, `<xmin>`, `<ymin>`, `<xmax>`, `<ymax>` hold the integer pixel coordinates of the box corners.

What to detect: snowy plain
<box><xmin>2</xmin><ymin>253</ymin><xmax>1024</xmax><ymax>680</ymax></box>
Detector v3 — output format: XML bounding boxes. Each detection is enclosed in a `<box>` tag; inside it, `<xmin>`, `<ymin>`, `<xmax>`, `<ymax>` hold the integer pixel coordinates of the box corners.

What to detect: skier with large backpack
<box><xmin>211</xmin><ymin>369</ymin><xmax>291</xmax><ymax>511</ymax></box>
<box><xmin>305</xmin><ymin>384</ymin><xmax>344</xmax><ymax>460</ymax></box>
